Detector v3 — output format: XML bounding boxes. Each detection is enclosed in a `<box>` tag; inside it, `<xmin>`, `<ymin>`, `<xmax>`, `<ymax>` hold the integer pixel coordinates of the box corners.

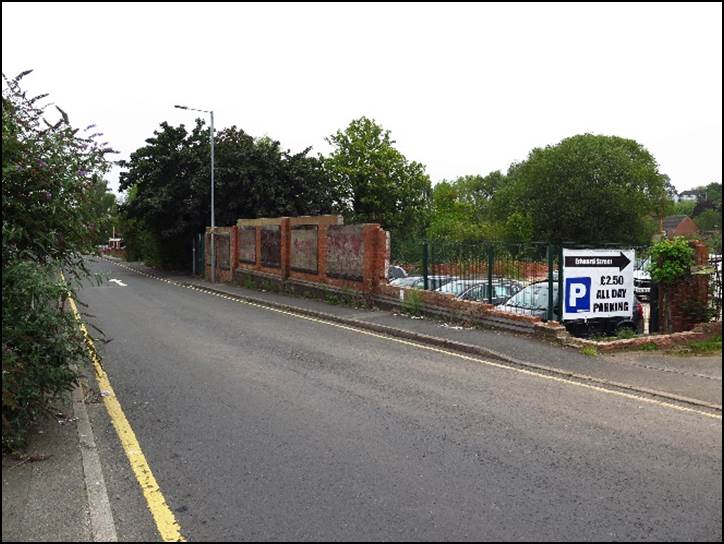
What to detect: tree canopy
<box><xmin>493</xmin><ymin>134</ymin><xmax>669</xmax><ymax>244</ymax></box>
<box><xmin>119</xmin><ymin>120</ymin><xmax>335</xmax><ymax>269</ymax></box>
<box><xmin>323</xmin><ymin>117</ymin><xmax>432</xmax><ymax>238</ymax></box>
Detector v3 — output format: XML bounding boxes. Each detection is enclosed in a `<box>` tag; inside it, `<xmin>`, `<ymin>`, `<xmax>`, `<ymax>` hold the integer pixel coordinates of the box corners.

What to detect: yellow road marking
<box><xmin>66</xmin><ymin>281</ymin><xmax>186</xmax><ymax>542</ymax></box>
<box><xmin>105</xmin><ymin>260</ymin><xmax>723</xmax><ymax>421</ymax></box>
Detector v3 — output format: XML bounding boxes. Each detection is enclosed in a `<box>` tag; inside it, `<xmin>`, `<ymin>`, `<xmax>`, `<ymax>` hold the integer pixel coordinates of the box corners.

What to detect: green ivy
<box><xmin>647</xmin><ymin>238</ymin><xmax>694</xmax><ymax>285</ymax></box>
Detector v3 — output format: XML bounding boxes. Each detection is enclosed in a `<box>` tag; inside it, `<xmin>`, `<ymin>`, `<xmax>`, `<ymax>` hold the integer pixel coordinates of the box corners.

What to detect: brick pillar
<box><xmin>280</xmin><ymin>218</ymin><xmax>291</xmax><ymax>280</ymax></box>
<box><xmin>361</xmin><ymin>224</ymin><xmax>386</xmax><ymax>293</ymax></box>
<box><xmin>659</xmin><ymin>240</ymin><xmax>710</xmax><ymax>332</ymax></box>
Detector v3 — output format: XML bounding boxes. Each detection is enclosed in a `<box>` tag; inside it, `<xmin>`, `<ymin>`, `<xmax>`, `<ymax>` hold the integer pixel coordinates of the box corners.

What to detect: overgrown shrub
<box><xmin>2</xmin><ymin>71</ymin><xmax>114</xmax><ymax>450</ymax></box>
<box><xmin>402</xmin><ymin>289</ymin><xmax>423</xmax><ymax>316</ymax></box>
<box><xmin>647</xmin><ymin>237</ymin><xmax>696</xmax><ymax>333</ymax></box>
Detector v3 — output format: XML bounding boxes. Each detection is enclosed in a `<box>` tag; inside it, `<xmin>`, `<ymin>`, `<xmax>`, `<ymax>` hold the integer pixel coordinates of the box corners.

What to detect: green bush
<box><xmin>2</xmin><ymin>71</ymin><xmax>114</xmax><ymax>450</ymax></box>
<box><xmin>2</xmin><ymin>263</ymin><xmax>88</xmax><ymax>450</ymax></box>
<box><xmin>401</xmin><ymin>289</ymin><xmax>424</xmax><ymax>316</ymax></box>
<box><xmin>648</xmin><ymin>238</ymin><xmax>694</xmax><ymax>284</ymax></box>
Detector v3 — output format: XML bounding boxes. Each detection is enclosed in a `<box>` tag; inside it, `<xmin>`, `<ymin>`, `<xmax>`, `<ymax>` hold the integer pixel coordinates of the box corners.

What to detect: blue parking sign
<box><xmin>565</xmin><ymin>277</ymin><xmax>591</xmax><ymax>313</ymax></box>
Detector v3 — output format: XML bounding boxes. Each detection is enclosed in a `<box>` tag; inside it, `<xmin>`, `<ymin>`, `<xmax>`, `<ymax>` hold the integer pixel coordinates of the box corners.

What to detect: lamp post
<box><xmin>174</xmin><ymin>105</ymin><xmax>215</xmax><ymax>282</ymax></box>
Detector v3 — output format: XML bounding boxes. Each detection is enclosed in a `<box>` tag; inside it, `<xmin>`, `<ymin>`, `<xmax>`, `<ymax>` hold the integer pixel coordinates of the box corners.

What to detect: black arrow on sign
<box><xmin>564</xmin><ymin>252</ymin><xmax>631</xmax><ymax>271</ymax></box>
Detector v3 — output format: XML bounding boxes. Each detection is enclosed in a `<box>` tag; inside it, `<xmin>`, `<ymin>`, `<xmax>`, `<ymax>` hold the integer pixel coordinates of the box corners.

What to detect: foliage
<box><xmin>2</xmin><ymin>263</ymin><xmax>87</xmax><ymax>450</ymax></box>
<box><xmin>427</xmin><ymin>173</ymin><xmax>504</xmax><ymax>241</ymax></box>
<box><xmin>2</xmin><ymin>70</ymin><xmax>115</xmax><ymax>449</ymax></box>
<box><xmin>671</xmin><ymin>199</ymin><xmax>696</xmax><ymax>217</ymax></box>
<box><xmin>647</xmin><ymin>237</ymin><xmax>694</xmax><ymax>284</ymax></box>
<box><xmin>694</xmin><ymin>209</ymin><xmax>721</xmax><ymax>232</ymax></box>
<box><xmin>120</xmin><ymin>121</ymin><xmax>336</xmax><ymax>270</ymax></box>
<box><xmin>691</xmin><ymin>182</ymin><xmax>722</xmax><ymax>218</ymax></box>
<box><xmin>493</xmin><ymin>134</ymin><xmax>669</xmax><ymax>244</ymax></box>
<box><xmin>323</xmin><ymin>117</ymin><xmax>432</xmax><ymax>239</ymax></box>
<box><xmin>580</xmin><ymin>345</ymin><xmax>598</xmax><ymax>357</ymax></box>
<box><xmin>401</xmin><ymin>289</ymin><xmax>424</xmax><ymax>316</ymax></box>
<box><xmin>687</xmin><ymin>335</ymin><xmax>721</xmax><ymax>354</ymax></box>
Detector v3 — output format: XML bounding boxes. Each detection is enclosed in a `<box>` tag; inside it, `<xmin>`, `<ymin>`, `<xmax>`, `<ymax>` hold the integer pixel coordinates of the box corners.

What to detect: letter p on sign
<box><xmin>566</xmin><ymin>277</ymin><xmax>591</xmax><ymax>313</ymax></box>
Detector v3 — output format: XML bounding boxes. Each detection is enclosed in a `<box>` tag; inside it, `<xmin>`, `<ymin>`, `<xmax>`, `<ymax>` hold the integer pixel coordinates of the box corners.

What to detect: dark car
<box><xmin>496</xmin><ymin>281</ymin><xmax>644</xmax><ymax>337</ymax></box>
<box><xmin>387</xmin><ymin>265</ymin><xmax>408</xmax><ymax>281</ymax></box>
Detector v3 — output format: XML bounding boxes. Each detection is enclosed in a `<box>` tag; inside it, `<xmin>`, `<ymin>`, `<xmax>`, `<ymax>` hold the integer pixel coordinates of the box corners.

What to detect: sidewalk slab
<box><xmin>2</xmin><ymin>396</ymin><xmax>92</xmax><ymax>542</ymax></box>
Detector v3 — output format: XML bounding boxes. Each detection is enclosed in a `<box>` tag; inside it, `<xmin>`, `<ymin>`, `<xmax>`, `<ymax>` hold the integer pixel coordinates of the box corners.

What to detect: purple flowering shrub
<box><xmin>2</xmin><ymin>70</ymin><xmax>116</xmax><ymax>449</ymax></box>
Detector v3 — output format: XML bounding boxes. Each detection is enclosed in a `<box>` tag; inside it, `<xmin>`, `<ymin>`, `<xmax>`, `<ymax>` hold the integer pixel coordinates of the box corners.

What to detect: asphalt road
<box><xmin>80</xmin><ymin>258</ymin><xmax>722</xmax><ymax>541</ymax></box>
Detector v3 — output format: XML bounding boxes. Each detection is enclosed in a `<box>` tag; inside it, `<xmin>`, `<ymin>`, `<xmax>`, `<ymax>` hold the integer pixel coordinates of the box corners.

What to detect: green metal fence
<box><xmin>390</xmin><ymin>239</ymin><xmax>652</xmax><ymax>330</ymax></box>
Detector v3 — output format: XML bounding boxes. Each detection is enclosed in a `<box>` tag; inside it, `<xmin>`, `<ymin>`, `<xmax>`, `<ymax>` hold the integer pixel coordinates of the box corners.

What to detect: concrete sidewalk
<box><xmin>2</xmin><ymin>393</ymin><xmax>94</xmax><ymax>542</ymax></box>
<box><xmin>115</xmin><ymin>260</ymin><xmax>721</xmax><ymax>411</ymax></box>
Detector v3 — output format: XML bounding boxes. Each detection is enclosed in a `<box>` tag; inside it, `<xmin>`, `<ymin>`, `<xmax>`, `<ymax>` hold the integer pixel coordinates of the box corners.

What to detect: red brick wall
<box><xmin>204</xmin><ymin>226</ymin><xmax>236</xmax><ymax>282</ymax></box>
<box><xmin>230</xmin><ymin>217</ymin><xmax>390</xmax><ymax>293</ymax></box>
<box><xmin>658</xmin><ymin>240</ymin><xmax>710</xmax><ymax>332</ymax></box>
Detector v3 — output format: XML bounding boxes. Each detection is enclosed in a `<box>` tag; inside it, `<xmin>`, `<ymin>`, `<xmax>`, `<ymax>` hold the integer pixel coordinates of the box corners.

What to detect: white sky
<box><xmin>2</xmin><ymin>2</ymin><xmax>722</xmax><ymax>196</ymax></box>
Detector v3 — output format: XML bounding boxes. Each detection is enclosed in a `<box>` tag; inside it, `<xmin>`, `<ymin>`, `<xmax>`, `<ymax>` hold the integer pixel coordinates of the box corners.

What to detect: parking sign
<box><xmin>562</xmin><ymin>248</ymin><xmax>635</xmax><ymax>321</ymax></box>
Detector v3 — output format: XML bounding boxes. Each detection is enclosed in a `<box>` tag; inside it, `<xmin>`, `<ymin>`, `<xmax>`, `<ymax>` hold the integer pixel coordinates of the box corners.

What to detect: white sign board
<box><xmin>562</xmin><ymin>248</ymin><xmax>635</xmax><ymax>321</ymax></box>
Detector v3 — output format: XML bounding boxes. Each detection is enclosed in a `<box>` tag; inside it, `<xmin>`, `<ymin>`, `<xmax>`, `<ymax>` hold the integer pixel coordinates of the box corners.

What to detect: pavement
<box><xmin>2</xmin><ymin>257</ymin><xmax>720</xmax><ymax>541</ymax></box>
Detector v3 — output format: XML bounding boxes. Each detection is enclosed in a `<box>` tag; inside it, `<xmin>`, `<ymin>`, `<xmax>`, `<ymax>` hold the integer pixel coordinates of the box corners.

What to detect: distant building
<box><xmin>662</xmin><ymin>215</ymin><xmax>700</xmax><ymax>238</ymax></box>
<box><xmin>108</xmin><ymin>237</ymin><xmax>124</xmax><ymax>250</ymax></box>
<box><xmin>676</xmin><ymin>190</ymin><xmax>698</xmax><ymax>202</ymax></box>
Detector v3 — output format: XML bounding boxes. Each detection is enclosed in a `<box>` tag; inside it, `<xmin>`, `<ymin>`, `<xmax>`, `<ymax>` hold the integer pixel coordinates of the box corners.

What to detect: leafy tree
<box><xmin>493</xmin><ymin>134</ymin><xmax>669</xmax><ymax>244</ymax></box>
<box><xmin>323</xmin><ymin>117</ymin><xmax>432</xmax><ymax>238</ymax></box>
<box><xmin>427</xmin><ymin>173</ymin><xmax>505</xmax><ymax>241</ymax></box>
<box><xmin>671</xmin><ymin>199</ymin><xmax>696</xmax><ymax>217</ymax></box>
<box><xmin>694</xmin><ymin>209</ymin><xmax>721</xmax><ymax>231</ymax></box>
<box><xmin>120</xmin><ymin>121</ymin><xmax>335</xmax><ymax>269</ymax></box>
<box><xmin>2</xmin><ymin>71</ymin><xmax>115</xmax><ymax>449</ymax></box>
<box><xmin>692</xmin><ymin>182</ymin><xmax>722</xmax><ymax>217</ymax></box>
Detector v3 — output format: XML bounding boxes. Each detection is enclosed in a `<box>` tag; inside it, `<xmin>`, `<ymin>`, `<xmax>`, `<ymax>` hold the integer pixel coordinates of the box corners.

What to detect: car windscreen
<box><xmin>504</xmin><ymin>283</ymin><xmax>556</xmax><ymax>310</ymax></box>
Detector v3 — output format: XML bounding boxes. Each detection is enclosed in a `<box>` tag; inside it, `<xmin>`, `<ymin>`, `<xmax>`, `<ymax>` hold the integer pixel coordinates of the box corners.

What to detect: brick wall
<box><xmin>658</xmin><ymin>240</ymin><xmax>710</xmax><ymax>332</ymax></box>
<box><xmin>204</xmin><ymin>226</ymin><xmax>237</xmax><ymax>283</ymax></box>
<box><xmin>227</xmin><ymin>215</ymin><xmax>388</xmax><ymax>293</ymax></box>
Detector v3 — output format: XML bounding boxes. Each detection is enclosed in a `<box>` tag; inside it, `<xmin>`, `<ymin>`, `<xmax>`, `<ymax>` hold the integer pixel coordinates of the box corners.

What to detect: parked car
<box><xmin>633</xmin><ymin>257</ymin><xmax>651</xmax><ymax>301</ymax></box>
<box><xmin>496</xmin><ymin>280</ymin><xmax>644</xmax><ymax>337</ymax></box>
<box><xmin>387</xmin><ymin>265</ymin><xmax>408</xmax><ymax>281</ymax></box>
<box><xmin>436</xmin><ymin>278</ymin><xmax>524</xmax><ymax>305</ymax></box>
<box><xmin>389</xmin><ymin>275</ymin><xmax>455</xmax><ymax>290</ymax></box>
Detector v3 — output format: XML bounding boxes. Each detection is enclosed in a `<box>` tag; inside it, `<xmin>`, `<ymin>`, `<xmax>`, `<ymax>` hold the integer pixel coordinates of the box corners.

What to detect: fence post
<box><xmin>423</xmin><ymin>240</ymin><xmax>430</xmax><ymax>291</ymax></box>
<box><xmin>547</xmin><ymin>244</ymin><xmax>554</xmax><ymax>322</ymax></box>
<box><xmin>487</xmin><ymin>244</ymin><xmax>494</xmax><ymax>304</ymax></box>
<box><xmin>192</xmin><ymin>237</ymin><xmax>196</xmax><ymax>276</ymax></box>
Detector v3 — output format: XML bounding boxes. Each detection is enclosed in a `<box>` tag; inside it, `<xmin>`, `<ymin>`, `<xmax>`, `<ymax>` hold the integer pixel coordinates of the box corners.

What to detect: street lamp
<box><xmin>174</xmin><ymin>104</ymin><xmax>215</xmax><ymax>282</ymax></box>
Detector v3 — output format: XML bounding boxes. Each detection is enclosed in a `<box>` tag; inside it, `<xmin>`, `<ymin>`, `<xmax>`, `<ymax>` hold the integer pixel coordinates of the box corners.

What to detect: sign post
<box><xmin>562</xmin><ymin>248</ymin><xmax>635</xmax><ymax>321</ymax></box>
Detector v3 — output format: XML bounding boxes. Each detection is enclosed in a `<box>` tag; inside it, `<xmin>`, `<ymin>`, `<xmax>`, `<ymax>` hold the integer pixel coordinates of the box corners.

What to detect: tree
<box><xmin>692</xmin><ymin>182</ymin><xmax>722</xmax><ymax>217</ymax></box>
<box><xmin>120</xmin><ymin>121</ymin><xmax>337</xmax><ymax>269</ymax></box>
<box><xmin>323</xmin><ymin>117</ymin><xmax>432</xmax><ymax>238</ymax></box>
<box><xmin>427</xmin><ymin>173</ymin><xmax>505</xmax><ymax>241</ymax></box>
<box><xmin>493</xmin><ymin>134</ymin><xmax>669</xmax><ymax>244</ymax></box>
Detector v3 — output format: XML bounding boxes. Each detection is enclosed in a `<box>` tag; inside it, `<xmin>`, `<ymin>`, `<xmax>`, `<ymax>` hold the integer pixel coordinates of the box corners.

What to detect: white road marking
<box><xmin>109</xmin><ymin>279</ymin><xmax>127</xmax><ymax>287</ymax></box>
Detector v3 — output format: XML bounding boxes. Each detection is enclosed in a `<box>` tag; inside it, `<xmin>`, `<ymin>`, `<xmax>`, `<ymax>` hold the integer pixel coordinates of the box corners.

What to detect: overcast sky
<box><xmin>2</xmin><ymin>2</ymin><xmax>722</xmax><ymax>196</ymax></box>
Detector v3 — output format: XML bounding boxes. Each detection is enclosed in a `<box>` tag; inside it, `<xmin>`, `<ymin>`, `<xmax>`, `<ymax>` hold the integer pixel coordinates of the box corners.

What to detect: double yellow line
<box><xmin>66</xmin><ymin>280</ymin><xmax>186</xmax><ymax>542</ymax></box>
